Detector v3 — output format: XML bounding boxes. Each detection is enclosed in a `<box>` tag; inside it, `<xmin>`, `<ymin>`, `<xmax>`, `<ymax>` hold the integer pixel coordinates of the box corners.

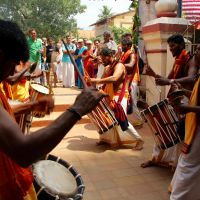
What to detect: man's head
<box><xmin>78</xmin><ymin>39</ymin><xmax>84</xmax><ymax>48</ymax></box>
<box><xmin>86</xmin><ymin>40</ymin><xmax>93</xmax><ymax>49</ymax></box>
<box><xmin>103</xmin><ymin>31</ymin><xmax>111</xmax><ymax>43</ymax></box>
<box><xmin>42</xmin><ymin>37</ymin><xmax>47</xmax><ymax>46</ymax></box>
<box><xmin>29</xmin><ymin>28</ymin><xmax>37</xmax><ymax>41</ymax></box>
<box><xmin>94</xmin><ymin>39</ymin><xmax>100</xmax><ymax>49</ymax></box>
<box><xmin>66</xmin><ymin>35</ymin><xmax>71</xmax><ymax>44</ymax></box>
<box><xmin>0</xmin><ymin>20</ymin><xmax>29</xmax><ymax>82</ymax></box>
<box><xmin>122</xmin><ymin>33</ymin><xmax>132</xmax><ymax>41</ymax></box>
<box><xmin>121</xmin><ymin>38</ymin><xmax>133</xmax><ymax>52</ymax></box>
<box><xmin>100</xmin><ymin>47</ymin><xmax>113</xmax><ymax>66</ymax></box>
<box><xmin>47</xmin><ymin>37</ymin><xmax>54</xmax><ymax>46</ymax></box>
<box><xmin>167</xmin><ymin>34</ymin><xmax>185</xmax><ymax>57</ymax></box>
<box><xmin>83</xmin><ymin>38</ymin><xmax>88</xmax><ymax>45</ymax></box>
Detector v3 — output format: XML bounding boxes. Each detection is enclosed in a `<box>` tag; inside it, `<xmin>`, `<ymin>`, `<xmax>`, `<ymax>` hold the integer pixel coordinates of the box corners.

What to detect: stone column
<box><xmin>142</xmin><ymin>0</ymin><xmax>192</xmax><ymax>106</ymax></box>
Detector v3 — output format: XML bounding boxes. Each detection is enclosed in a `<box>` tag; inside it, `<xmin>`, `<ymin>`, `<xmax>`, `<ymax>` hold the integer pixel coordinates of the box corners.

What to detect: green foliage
<box><xmin>0</xmin><ymin>0</ymin><xmax>86</xmax><ymax>39</ymax></box>
<box><xmin>130</xmin><ymin>0</ymin><xmax>141</xmax><ymax>45</ymax></box>
<box><xmin>98</xmin><ymin>5</ymin><xmax>113</xmax><ymax>21</ymax></box>
<box><xmin>110</xmin><ymin>26</ymin><xmax>132</xmax><ymax>44</ymax></box>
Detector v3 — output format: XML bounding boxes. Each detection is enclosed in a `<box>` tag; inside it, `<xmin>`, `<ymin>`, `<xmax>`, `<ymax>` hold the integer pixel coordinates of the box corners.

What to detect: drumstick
<box><xmin>62</xmin><ymin>39</ymin><xmax>88</xmax><ymax>89</ymax></box>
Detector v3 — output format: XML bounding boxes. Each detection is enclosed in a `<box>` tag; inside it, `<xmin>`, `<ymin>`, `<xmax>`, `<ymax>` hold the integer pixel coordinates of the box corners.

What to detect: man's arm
<box><xmin>0</xmin><ymin>88</ymin><xmax>105</xmax><ymax>167</ymax></box>
<box><xmin>6</xmin><ymin>63</ymin><xmax>35</xmax><ymax>85</ymax></box>
<box><xmin>123</xmin><ymin>53</ymin><xmax>136</xmax><ymax>70</ymax></box>
<box><xmin>156</xmin><ymin>57</ymin><xmax>198</xmax><ymax>86</ymax></box>
<box><xmin>178</xmin><ymin>104</ymin><xmax>200</xmax><ymax>114</ymax></box>
<box><xmin>90</xmin><ymin>63</ymin><xmax>125</xmax><ymax>84</ymax></box>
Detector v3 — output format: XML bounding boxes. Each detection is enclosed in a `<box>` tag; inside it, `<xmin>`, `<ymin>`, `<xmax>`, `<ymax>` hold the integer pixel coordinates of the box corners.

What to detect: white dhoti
<box><xmin>33</xmin><ymin>63</ymin><xmax>42</xmax><ymax>84</ymax></box>
<box><xmin>170</xmin><ymin>123</ymin><xmax>200</xmax><ymax>200</ymax></box>
<box><xmin>96</xmin><ymin>95</ymin><xmax>143</xmax><ymax>147</ymax></box>
<box><xmin>151</xmin><ymin>143</ymin><xmax>182</xmax><ymax>169</ymax></box>
<box><xmin>56</xmin><ymin>62</ymin><xmax>63</xmax><ymax>81</ymax></box>
<box><xmin>130</xmin><ymin>81</ymin><xmax>143</xmax><ymax>121</ymax></box>
<box><xmin>62</xmin><ymin>62</ymin><xmax>75</xmax><ymax>87</ymax></box>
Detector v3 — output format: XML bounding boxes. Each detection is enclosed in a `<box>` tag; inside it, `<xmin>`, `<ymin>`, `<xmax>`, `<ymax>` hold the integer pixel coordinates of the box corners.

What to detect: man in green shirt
<box><xmin>27</xmin><ymin>29</ymin><xmax>43</xmax><ymax>83</ymax></box>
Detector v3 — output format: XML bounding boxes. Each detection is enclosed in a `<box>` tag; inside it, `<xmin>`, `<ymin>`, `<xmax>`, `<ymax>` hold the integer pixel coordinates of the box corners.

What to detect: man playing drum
<box><xmin>120</xmin><ymin>38</ymin><xmax>143</xmax><ymax>124</ymax></box>
<box><xmin>87</xmin><ymin>47</ymin><xmax>144</xmax><ymax>150</ymax></box>
<box><xmin>169</xmin><ymin>44</ymin><xmax>200</xmax><ymax>199</ymax></box>
<box><xmin>0</xmin><ymin>19</ymin><xmax>105</xmax><ymax>200</ymax></box>
<box><xmin>141</xmin><ymin>34</ymin><xmax>198</xmax><ymax>169</ymax></box>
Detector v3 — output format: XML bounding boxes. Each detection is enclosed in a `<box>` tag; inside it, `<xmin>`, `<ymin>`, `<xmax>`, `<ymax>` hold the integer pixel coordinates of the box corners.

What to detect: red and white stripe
<box><xmin>182</xmin><ymin>0</ymin><xmax>200</xmax><ymax>24</ymax></box>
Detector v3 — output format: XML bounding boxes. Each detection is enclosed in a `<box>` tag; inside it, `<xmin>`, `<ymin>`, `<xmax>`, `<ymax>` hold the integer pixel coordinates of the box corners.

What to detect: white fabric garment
<box><xmin>114</xmin><ymin>95</ymin><xmax>142</xmax><ymax>140</ymax></box>
<box><xmin>152</xmin><ymin>143</ymin><xmax>182</xmax><ymax>168</ymax></box>
<box><xmin>56</xmin><ymin>54</ymin><xmax>63</xmax><ymax>81</ymax></box>
<box><xmin>62</xmin><ymin>62</ymin><xmax>75</xmax><ymax>87</ymax></box>
<box><xmin>170</xmin><ymin>122</ymin><xmax>200</xmax><ymax>200</ymax></box>
<box><xmin>33</xmin><ymin>63</ymin><xmax>42</xmax><ymax>84</ymax></box>
<box><xmin>98</xmin><ymin>95</ymin><xmax>142</xmax><ymax>146</ymax></box>
<box><xmin>130</xmin><ymin>81</ymin><xmax>143</xmax><ymax>121</ymax></box>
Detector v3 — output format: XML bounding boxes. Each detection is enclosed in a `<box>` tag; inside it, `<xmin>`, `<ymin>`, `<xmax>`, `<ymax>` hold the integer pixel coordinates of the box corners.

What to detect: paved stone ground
<box><xmin>31</xmin><ymin>86</ymin><xmax>173</xmax><ymax>200</ymax></box>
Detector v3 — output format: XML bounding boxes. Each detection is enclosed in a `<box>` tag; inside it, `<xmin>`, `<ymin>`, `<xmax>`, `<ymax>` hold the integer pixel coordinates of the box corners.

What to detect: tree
<box><xmin>98</xmin><ymin>5</ymin><xmax>113</xmax><ymax>21</ymax></box>
<box><xmin>111</xmin><ymin>26</ymin><xmax>132</xmax><ymax>44</ymax></box>
<box><xmin>0</xmin><ymin>0</ymin><xmax>86</xmax><ymax>39</ymax></box>
<box><xmin>130</xmin><ymin>0</ymin><xmax>141</xmax><ymax>45</ymax></box>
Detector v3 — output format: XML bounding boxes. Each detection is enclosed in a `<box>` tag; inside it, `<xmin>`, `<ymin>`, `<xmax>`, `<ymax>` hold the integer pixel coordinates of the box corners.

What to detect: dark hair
<box><xmin>94</xmin><ymin>39</ymin><xmax>100</xmax><ymax>43</ymax></box>
<box><xmin>0</xmin><ymin>20</ymin><xmax>29</xmax><ymax>63</ymax></box>
<box><xmin>47</xmin><ymin>37</ymin><xmax>53</xmax><ymax>42</ymax></box>
<box><xmin>28</xmin><ymin>28</ymin><xmax>36</xmax><ymax>34</ymax></box>
<box><xmin>103</xmin><ymin>31</ymin><xmax>111</xmax><ymax>36</ymax></box>
<box><xmin>100</xmin><ymin>47</ymin><xmax>113</xmax><ymax>56</ymax></box>
<box><xmin>122</xmin><ymin>33</ymin><xmax>132</xmax><ymax>39</ymax></box>
<box><xmin>121</xmin><ymin>38</ymin><xmax>133</xmax><ymax>47</ymax></box>
<box><xmin>167</xmin><ymin>34</ymin><xmax>185</xmax><ymax>48</ymax></box>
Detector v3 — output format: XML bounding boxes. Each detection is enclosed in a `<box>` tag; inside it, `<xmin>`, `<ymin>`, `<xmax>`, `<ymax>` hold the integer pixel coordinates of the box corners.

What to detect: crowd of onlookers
<box><xmin>27</xmin><ymin>28</ymin><xmax>119</xmax><ymax>89</ymax></box>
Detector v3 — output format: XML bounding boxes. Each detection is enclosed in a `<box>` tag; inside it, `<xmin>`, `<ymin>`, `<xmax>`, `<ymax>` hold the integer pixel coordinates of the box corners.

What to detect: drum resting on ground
<box><xmin>32</xmin><ymin>154</ymin><xmax>85</xmax><ymax>200</ymax></box>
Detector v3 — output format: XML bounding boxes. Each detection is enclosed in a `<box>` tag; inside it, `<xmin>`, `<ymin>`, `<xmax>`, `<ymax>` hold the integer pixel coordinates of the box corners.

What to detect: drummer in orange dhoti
<box><xmin>1</xmin><ymin>61</ymin><xmax>51</xmax><ymax>133</ymax></box>
<box><xmin>120</xmin><ymin>38</ymin><xmax>143</xmax><ymax>124</ymax></box>
<box><xmin>141</xmin><ymin>34</ymin><xmax>198</xmax><ymax>169</ymax></box>
<box><xmin>86</xmin><ymin>47</ymin><xmax>144</xmax><ymax>150</ymax></box>
<box><xmin>9</xmin><ymin>61</ymin><xmax>32</xmax><ymax>103</ymax></box>
<box><xmin>0</xmin><ymin>19</ymin><xmax>104</xmax><ymax>200</ymax></box>
<box><xmin>169</xmin><ymin>46</ymin><xmax>200</xmax><ymax>199</ymax></box>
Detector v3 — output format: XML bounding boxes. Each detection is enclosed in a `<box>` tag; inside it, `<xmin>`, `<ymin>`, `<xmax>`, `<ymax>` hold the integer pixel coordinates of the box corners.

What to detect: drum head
<box><xmin>33</xmin><ymin>160</ymin><xmax>77</xmax><ymax>198</ymax></box>
<box><xmin>31</xmin><ymin>83</ymin><xmax>49</xmax><ymax>95</ymax></box>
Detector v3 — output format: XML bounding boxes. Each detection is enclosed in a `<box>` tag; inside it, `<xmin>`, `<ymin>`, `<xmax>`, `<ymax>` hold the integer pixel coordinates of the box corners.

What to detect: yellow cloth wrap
<box><xmin>182</xmin><ymin>77</ymin><xmax>200</xmax><ymax>154</ymax></box>
<box><xmin>0</xmin><ymin>81</ymin><xmax>13</xmax><ymax>99</ymax></box>
<box><xmin>133</xmin><ymin>60</ymin><xmax>140</xmax><ymax>82</ymax></box>
<box><xmin>0</xmin><ymin>83</ymin><xmax>6</xmax><ymax>97</ymax></box>
<box><xmin>12</xmin><ymin>80</ymin><xmax>30</xmax><ymax>102</ymax></box>
<box><xmin>24</xmin><ymin>184</ymin><xmax>37</xmax><ymax>200</ymax></box>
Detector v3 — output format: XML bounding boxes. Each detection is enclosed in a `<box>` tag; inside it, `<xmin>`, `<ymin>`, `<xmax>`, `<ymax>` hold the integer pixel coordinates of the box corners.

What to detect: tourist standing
<box><xmin>62</xmin><ymin>36</ymin><xmax>76</xmax><ymax>87</ymax></box>
<box><xmin>27</xmin><ymin>29</ymin><xmax>43</xmax><ymax>83</ymax></box>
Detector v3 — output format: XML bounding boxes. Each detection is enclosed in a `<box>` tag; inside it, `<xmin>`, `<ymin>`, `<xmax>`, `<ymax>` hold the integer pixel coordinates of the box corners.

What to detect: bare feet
<box><xmin>140</xmin><ymin>160</ymin><xmax>155</xmax><ymax>168</ymax></box>
<box><xmin>132</xmin><ymin>140</ymin><xmax>144</xmax><ymax>151</ymax></box>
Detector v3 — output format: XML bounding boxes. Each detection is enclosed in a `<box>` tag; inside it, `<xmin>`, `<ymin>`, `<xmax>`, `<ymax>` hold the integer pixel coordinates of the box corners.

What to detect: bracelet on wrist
<box><xmin>67</xmin><ymin>108</ymin><xmax>82</xmax><ymax>120</ymax></box>
<box><xmin>169</xmin><ymin>79</ymin><xmax>175</xmax><ymax>84</ymax></box>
